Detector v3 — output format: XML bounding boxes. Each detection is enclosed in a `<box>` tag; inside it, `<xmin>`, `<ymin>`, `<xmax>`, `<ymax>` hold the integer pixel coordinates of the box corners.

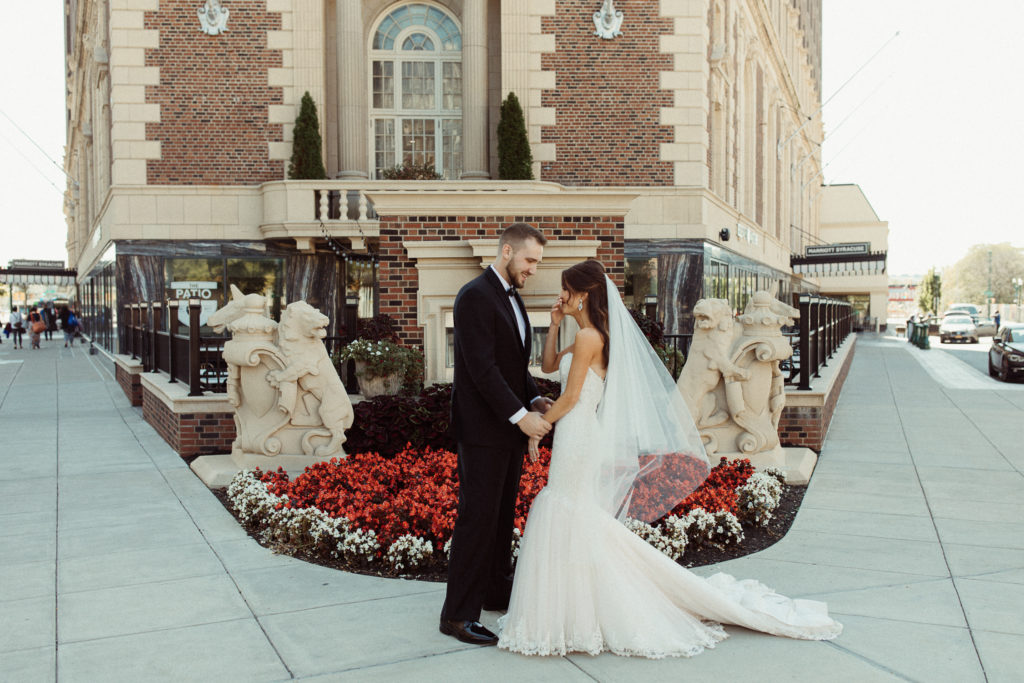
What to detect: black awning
<box><xmin>0</xmin><ymin>267</ymin><xmax>78</xmax><ymax>287</ymax></box>
<box><xmin>790</xmin><ymin>251</ymin><xmax>887</xmax><ymax>277</ymax></box>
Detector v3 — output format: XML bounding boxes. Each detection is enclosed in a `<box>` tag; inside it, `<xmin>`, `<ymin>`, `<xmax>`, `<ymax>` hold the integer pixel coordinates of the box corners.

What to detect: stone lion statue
<box><xmin>267</xmin><ymin>301</ymin><xmax>354</xmax><ymax>458</ymax></box>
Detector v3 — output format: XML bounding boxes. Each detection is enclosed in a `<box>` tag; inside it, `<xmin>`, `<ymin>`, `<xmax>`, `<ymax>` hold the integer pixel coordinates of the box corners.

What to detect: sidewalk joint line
<box><xmin>881</xmin><ymin>347</ymin><xmax>990</xmax><ymax>681</ymax></box>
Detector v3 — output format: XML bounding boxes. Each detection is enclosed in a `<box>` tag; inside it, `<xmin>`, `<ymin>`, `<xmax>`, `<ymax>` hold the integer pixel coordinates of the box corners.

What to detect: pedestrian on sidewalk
<box><xmin>28</xmin><ymin>307</ymin><xmax>44</xmax><ymax>349</ymax></box>
<box><xmin>994</xmin><ymin>310</ymin><xmax>1001</xmax><ymax>331</ymax></box>
<box><xmin>59</xmin><ymin>305</ymin><xmax>79</xmax><ymax>347</ymax></box>
<box><xmin>10</xmin><ymin>307</ymin><xmax>25</xmax><ymax>349</ymax></box>
<box><xmin>43</xmin><ymin>302</ymin><xmax>57</xmax><ymax>341</ymax></box>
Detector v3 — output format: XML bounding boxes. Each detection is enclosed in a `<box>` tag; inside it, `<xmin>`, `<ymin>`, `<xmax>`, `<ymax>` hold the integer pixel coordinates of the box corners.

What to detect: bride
<box><xmin>497</xmin><ymin>259</ymin><xmax>842</xmax><ymax>658</ymax></box>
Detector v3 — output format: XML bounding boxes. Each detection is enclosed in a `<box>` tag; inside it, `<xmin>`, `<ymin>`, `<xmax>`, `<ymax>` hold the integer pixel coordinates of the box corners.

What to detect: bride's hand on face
<box><xmin>550</xmin><ymin>295</ymin><xmax>565</xmax><ymax>326</ymax></box>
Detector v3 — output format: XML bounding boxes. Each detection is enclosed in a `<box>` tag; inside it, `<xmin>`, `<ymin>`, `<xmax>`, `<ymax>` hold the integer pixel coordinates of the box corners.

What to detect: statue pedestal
<box><xmin>191</xmin><ymin>451</ymin><xmax>328</xmax><ymax>489</ymax></box>
<box><xmin>719</xmin><ymin>446</ymin><xmax>818</xmax><ymax>485</ymax></box>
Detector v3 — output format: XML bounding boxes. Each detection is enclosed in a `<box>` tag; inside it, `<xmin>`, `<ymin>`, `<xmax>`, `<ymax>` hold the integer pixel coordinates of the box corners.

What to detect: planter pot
<box><xmin>355</xmin><ymin>361</ymin><xmax>402</xmax><ymax>397</ymax></box>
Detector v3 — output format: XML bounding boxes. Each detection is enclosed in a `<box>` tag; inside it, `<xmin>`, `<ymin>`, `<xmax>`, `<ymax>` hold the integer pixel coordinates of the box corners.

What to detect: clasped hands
<box><xmin>520</xmin><ymin>397</ymin><xmax>555</xmax><ymax>463</ymax></box>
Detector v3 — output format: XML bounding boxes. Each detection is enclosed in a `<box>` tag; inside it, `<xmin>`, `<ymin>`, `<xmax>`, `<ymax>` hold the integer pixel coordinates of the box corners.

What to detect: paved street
<box><xmin>2</xmin><ymin>333</ymin><xmax>1023</xmax><ymax>681</ymax></box>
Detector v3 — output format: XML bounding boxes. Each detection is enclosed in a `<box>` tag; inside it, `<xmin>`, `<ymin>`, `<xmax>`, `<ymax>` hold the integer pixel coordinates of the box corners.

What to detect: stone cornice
<box><xmin>366</xmin><ymin>182</ymin><xmax>637</xmax><ymax>217</ymax></box>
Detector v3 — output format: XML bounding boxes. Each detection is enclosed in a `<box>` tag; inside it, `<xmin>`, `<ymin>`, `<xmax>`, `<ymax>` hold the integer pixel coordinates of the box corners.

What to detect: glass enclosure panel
<box><xmin>372</xmin><ymin>61</ymin><xmax>394</xmax><ymax>109</ymax></box>
<box><xmin>346</xmin><ymin>259</ymin><xmax>377</xmax><ymax>319</ymax></box>
<box><xmin>401</xmin><ymin>61</ymin><xmax>435</xmax><ymax>109</ymax></box>
<box><xmin>226</xmin><ymin>258</ymin><xmax>283</xmax><ymax>320</ymax></box>
<box><xmin>624</xmin><ymin>257</ymin><xmax>658</xmax><ymax>315</ymax></box>
<box><xmin>165</xmin><ymin>258</ymin><xmax>224</xmax><ymax>334</ymax></box>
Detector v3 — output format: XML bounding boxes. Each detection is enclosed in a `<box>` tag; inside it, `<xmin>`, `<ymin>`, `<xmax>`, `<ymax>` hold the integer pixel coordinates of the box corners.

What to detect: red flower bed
<box><xmin>257</xmin><ymin>449</ymin><xmax>750</xmax><ymax>555</ymax></box>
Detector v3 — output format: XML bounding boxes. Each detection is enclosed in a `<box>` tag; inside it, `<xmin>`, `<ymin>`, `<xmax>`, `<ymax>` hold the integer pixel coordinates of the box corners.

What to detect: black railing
<box><xmin>121</xmin><ymin>302</ymin><xmax>359</xmax><ymax>396</ymax></box>
<box><xmin>662</xmin><ymin>334</ymin><xmax>693</xmax><ymax>380</ymax></box>
<box><xmin>122</xmin><ymin>301</ymin><xmax>228</xmax><ymax>396</ymax></box>
<box><xmin>784</xmin><ymin>294</ymin><xmax>853</xmax><ymax>390</ymax></box>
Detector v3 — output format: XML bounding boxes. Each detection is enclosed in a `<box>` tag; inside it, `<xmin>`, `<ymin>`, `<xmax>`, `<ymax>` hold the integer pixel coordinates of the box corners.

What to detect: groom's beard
<box><xmin>505</xmin><ymin>263</ymin><xmax>524</xmax><ymax>289</ymax></box>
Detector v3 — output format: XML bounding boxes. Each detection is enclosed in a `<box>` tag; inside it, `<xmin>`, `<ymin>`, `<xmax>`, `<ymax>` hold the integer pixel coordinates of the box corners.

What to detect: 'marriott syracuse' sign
<box><xmin>805</xmin><ymin>242</ymin><xmax>870</xmax><ymax>257</ymax></box>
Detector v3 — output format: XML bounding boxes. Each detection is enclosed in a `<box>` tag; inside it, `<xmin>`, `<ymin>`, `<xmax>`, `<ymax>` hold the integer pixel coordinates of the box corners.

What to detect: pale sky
<box><xmin>2</xmin><ymin>2</ymin><xmax>1021</xmax><ymax>277</ymax></box>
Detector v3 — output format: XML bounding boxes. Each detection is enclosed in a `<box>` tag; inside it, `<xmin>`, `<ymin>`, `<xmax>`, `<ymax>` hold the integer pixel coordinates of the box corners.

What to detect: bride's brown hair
<box><xmin>561</xmin><ymin>259</ymin><xmax>610</xmax><ymax>367</ymax></box>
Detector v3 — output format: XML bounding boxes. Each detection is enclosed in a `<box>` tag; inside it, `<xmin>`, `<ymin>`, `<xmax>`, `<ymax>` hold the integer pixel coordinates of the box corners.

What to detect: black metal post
<box><xmin>188</xmin><ymin>299</ymin><xmax>202</xmax><ymax>396</ymax></box>
<box><xmin>150</xmin><ymin>303</ymin><xmax>161</xmax><ymax>373</ymax></box>
<box><xmin>798</xmin><ymin>294</ymin><xmax>812</xmax><ymax>390</ymax></box>
<box><xmin>140</xmin><ymin>304</ymin><xmax>150</xmax><ymax>372</ymax></box>
<box><xmin>167</xmin><ymin>300</ymin><xmax>179</xmax><ymax>383</ymax></box>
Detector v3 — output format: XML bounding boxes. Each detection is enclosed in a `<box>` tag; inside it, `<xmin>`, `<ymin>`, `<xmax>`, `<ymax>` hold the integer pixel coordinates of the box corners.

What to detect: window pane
<box><xmin>402</xmin><ymin>118</ymin><xmax>435</xmax><ymax>166</ymax></box>
<box><xmin>442</xmin><ymin>62</ymin><xmax>462</xmax><ymax>110</ymax></box>
<box><xmin>402</xmin><ymin>61</ymin><xmax>435</xmax><ymax>109</ymax></box>
<box><xmin>402</xmin><ymin>33</ymin><xmax>435</xmax><ymax>51</ymax></box>
<box><xmin>442</xmin><ymin>118</ymin><xmax>462</xmax><ymax>180</ymax></box>
<box><xmin>374</xmin><ymin>118</ymin><xmax>395</xmax><ymax>178</ymax></box>
<box><xmin>372</xmin><ymin>61</ymin><xmax>393</xmax><ymax>109</ymax></box>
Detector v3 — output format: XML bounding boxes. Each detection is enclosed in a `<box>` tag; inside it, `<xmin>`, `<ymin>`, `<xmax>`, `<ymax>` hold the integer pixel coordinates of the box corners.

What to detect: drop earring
<box><xmin>577</xmin><ymin>299</ymin><xmax>584</xmax><ymax>311</ymax></box>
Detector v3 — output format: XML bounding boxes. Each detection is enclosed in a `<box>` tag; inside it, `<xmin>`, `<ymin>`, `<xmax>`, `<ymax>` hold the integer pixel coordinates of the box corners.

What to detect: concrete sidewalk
<box><xmin>2</xmin><ymin>334</ymin><xmax>1022</xmax><ymax>681</ymax></box>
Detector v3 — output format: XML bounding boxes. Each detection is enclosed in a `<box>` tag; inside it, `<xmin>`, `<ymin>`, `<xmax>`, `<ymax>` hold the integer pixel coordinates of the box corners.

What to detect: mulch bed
<box><xmin>210</xmin><ymin>481</ymin><xmax>807</xmax><ymax>580</ymax></box>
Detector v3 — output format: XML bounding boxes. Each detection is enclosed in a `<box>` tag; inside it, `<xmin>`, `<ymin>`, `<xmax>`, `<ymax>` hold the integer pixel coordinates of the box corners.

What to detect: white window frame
<box><xmin>368</xmin><ymin>4</ymin><xmax>463</xmax><ymax>179</ymax></box>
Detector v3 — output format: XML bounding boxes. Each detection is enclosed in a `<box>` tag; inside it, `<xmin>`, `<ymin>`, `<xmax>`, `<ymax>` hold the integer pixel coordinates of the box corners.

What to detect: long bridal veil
<box><xmin>594</xmin><ymin>276</ymin><xmax>711</xmax><ymax>523</ymax></box>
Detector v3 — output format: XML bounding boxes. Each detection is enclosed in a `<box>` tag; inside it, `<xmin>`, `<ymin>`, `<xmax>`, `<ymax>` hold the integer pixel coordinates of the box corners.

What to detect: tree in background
<box><xmin>497</xmin><ymin>92</ymin><xmax>534</xmax><ymax>180</ymax></box>
<box><xmin>288</xmin><ymin>92</ymin><xmax>327</xmax><ymax>180</ymax></box>
<box><xmin>916</xmin><ymin>267</ymin><xmax>941</xmax><ymax>315</ymax></box>
<box><xmin>942</xmin><ymin>243</ymin><xmax>1024</xmax><ymax>308</ymax></box>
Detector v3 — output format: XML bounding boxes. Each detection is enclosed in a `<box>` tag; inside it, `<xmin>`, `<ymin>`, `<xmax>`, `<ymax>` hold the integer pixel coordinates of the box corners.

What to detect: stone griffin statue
<box><xmin>194</xmin><ymin>286</ymin><xmax>353</xmax><ymax>486</ymax></box>
<box><xmin>677</xmin><ymin>292</ymin><xmax>799</xmax><ymax>460</ymax></box>
<box><xmin>197</xmin><ymin>0</ymin><xmax>229</xmax><ymax>36</ymax></box>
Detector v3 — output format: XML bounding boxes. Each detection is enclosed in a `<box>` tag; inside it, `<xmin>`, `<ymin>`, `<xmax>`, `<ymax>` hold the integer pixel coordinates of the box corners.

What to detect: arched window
<box><xmin>370</xmin><ymin>3</ymin><xmax>463</xmax><ymax>179</ymax></box>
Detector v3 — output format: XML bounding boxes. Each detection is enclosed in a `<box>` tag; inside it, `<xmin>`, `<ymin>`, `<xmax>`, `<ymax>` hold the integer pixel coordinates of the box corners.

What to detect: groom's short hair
<box><xmin>499</xmin><ymin>222</ymin><xmax>547</xmax><ymax>251</ymax></box>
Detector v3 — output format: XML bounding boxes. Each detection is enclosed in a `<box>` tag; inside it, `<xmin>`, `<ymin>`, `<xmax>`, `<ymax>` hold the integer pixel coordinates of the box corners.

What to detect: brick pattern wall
<box><xmin>539</xmin><ymin>0</ymin><xmax>674</xmax><ymax>186</ymax></box>
<box><xmin>142</xmin><ymin>388</ymin><xmax>236</xmax><ymax>457</ymax></box>
<box><xmin>778</xmin><ymin>340</ymin><xmax>856</xmax><ymax>451</ymax></box>
<box><xmin>144</xmin><ymin>0</ymin><xmax>284</xmax><ymax>184</ymax></box>
<box><xmin>377</xmin><ymin>216</ymin><xmax>625</xmax><ymax>345</ymax></box>
<box><xmin>115</xmin><ymin>364</ymin><xmax>143</xmax><ymax>407</ymax></box>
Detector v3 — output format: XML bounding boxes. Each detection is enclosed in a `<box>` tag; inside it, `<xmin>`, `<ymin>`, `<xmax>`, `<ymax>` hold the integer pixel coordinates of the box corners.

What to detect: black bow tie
<box><xmin>507</xmin><ymin>287</ymin><xmax>516</xmax><ymax>297</ymax></box>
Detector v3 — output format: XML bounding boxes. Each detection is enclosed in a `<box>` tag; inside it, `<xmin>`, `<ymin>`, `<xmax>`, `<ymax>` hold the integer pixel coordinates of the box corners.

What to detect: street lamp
<box><xmin>1013</xmin><ymin>277</ymin><xmax>1024</xmax><ymax>322</ymax></box>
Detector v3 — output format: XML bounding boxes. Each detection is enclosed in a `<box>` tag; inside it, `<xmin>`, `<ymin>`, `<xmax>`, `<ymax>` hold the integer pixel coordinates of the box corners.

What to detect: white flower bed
<box><xmin>227</xmin><ymin>465</ymin><xmax>786</xmax><ymax>572</ymax></box>
<box><xmin>736</xmin><ymin>469</ymin><xmax>785</xmax><ymax>527</ymax></box>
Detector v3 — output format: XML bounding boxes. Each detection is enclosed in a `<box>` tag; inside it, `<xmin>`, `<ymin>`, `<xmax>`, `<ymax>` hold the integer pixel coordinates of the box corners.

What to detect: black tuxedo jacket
<box><xmin>450</xmin><ymin>268</ymin><xmax>540</xmax><ymax>447</ymax></box>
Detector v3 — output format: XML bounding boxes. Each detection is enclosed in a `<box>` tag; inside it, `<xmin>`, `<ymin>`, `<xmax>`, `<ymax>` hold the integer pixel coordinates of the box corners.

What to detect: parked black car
<box><xmin>988</xmin><ymin>323</ymin><xmax>1024</xmax><ymax>381</ymax></box>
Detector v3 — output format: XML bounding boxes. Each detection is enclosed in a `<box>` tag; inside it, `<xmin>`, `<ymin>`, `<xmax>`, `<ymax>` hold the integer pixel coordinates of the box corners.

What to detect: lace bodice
<box><xmin>558</xmin><ymin>353</ymin><xmax>605</xmax><ymax>411</ymax></box>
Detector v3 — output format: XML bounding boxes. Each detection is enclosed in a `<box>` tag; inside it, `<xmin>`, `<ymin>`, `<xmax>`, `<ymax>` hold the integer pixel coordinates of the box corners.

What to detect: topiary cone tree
<box><xmin>497</xmin><ymin>91</ymin><xmax>534</xmax><ymax>180</ymax></box>
<box><xmin>288</xmin><ymin>91</ymin><xmax>327</xmax><ymax>180</ymax></box>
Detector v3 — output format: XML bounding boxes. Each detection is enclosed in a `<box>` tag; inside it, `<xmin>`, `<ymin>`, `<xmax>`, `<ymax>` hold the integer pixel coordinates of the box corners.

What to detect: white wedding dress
<box><xmin>497</xmin><ymin>354</ymin><xmax>842</xmax><ymax>658</ymax></box>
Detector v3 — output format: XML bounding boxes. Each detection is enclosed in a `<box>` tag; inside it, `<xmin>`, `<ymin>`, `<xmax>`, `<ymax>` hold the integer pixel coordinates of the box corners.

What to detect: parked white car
<box><xmin>939</xmin><ymin>315</ymin><xmax>978</xmax><ymax>344</ymax></box>
<box><xmin>975</xmin><ymin>318</ymin><xmax>998</xmax><ymax>337</ymax></box>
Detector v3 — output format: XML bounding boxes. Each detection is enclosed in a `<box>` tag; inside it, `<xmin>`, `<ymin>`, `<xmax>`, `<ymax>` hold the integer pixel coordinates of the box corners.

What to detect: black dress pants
<box><xmin>441</xmin><ymin>441</ymin><xmax>524</xmax><ymax>622</ymax></box>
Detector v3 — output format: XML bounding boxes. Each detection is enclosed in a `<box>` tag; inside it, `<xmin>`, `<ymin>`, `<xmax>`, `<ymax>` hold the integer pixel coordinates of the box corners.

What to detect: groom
<box><xmin>440</xmin><ymin>223</ymin><xmax>553</xmax><ymax>646</ymax></box>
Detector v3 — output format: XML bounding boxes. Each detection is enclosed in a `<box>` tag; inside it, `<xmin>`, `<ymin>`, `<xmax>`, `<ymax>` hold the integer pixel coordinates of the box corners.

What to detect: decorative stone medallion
<box><xmin>198</xmin><ymin>0</ymin><xmax>230</xmax><ymax>36</ymax></box>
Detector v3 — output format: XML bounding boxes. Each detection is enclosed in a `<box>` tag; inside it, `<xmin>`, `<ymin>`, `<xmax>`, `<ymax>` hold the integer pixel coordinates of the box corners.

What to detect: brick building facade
<box><xmin>65</xmin><ymin>0</ymin><xmax>843</xmax><ymax>449</ymax></box>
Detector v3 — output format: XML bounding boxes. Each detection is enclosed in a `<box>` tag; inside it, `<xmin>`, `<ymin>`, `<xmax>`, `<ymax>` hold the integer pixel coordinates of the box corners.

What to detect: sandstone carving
<box><xmin>677</xmin><ymin>292</ymin><xmax>799</xmax><ymax>461</ymax></box>
<box><xmin>197</xmin><ymin>0</ymin><xmax>229</xmax><ymax>35</ymax></box>
<box><xmin>192</xmin><ymin>286</ymin><xmax>353</xmax><ymax>487</ymax></box>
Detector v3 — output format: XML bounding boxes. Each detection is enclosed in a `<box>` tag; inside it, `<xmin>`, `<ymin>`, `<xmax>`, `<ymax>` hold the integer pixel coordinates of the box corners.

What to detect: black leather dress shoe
<box><xmin>439</xmin><ymin>619</ymin><xmax>498</xmax><ymax>645</ymax></box>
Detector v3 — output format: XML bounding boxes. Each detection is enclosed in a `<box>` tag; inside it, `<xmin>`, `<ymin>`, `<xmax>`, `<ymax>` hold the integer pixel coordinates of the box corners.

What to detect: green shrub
<box><xmin>288</xmin><ymin>92</ymin><xmax>327</xmax><ymax>180</ymax></box>
<box><xmin>497</xmin><ymin>92</ymin><xmax>533</xmax><ymax>180</ymax></box>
